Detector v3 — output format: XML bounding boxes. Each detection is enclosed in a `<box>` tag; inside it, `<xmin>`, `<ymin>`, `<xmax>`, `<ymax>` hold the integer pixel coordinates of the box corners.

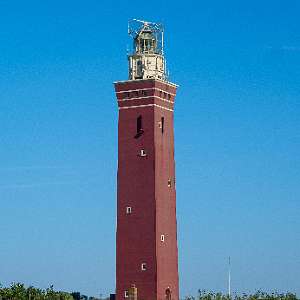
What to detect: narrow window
<box><xmin>161</xmin><ymin>234</ymin><xmax>165</xmax><ymax>242</ymax></box>
<box><xmin>168</xmin><ymin>179</ymin><xmax>172</xmax><ymax>187</ymax></box>
<box><xmin>135</xmin><ymin>115</ymin><xmax>144</xmax><ymax>139</ymax></box>
<box><xmin>136</xmin><ymin>61</ymin><xmax>143</xmax><ymax>78</ymax></box>
<box><xmin>161</xmin><ymin>117</ymin><xmax>164</xmax><ymax>134</ymax></box>
<box><xmin>126</xmin><ymin>207</ymin><xmax>132</xmax><ymax>214</ymax></box>
<box><xmin>165</xmin><ymin>288</ymin><xmax>172</xmax><ymax>300</ymax></box>
<box><xmin>141</xmin><ymin>263</ymin><xmax>147</xmax><ymax>271</ymax></box>
<box><xmin>137</xmin><ymin>115</ymin><xmax>142</xmax><ymax>134</ymax></box>
<box><xmin>124</xmin><ymin>291</ymin><xmax>129</xmax><ymax>298</ymax></box>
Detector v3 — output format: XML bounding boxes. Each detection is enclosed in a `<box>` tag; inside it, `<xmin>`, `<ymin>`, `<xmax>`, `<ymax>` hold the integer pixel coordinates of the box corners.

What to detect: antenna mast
<box><xmin>228</xmin><ymin>256</ymin><xmax>231</xmax><ymax>298</ymax></box>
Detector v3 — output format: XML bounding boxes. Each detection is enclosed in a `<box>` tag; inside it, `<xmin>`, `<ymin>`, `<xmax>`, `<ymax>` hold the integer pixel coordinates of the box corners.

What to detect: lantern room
<box><xmin>128</xmin><ymin>19</ymin><xmax>166</xmax><ymax>81</ymax></box>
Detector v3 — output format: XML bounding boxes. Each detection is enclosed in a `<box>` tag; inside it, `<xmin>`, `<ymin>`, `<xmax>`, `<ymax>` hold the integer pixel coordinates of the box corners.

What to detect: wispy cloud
<box><xmin>265</xmin><ymin>45</ymin><xmax>300</xmax><ymax>52</ymax></box>
<box><xmin>0</xmin><ymin>180</ymin><xmax>79</xmax><ymax>190</ymax></box>
<box><xmin>0</xmin><ymin>166</ymin><xmax>68</xmax><ymax>172</ymax></box>
<box><xmin>281</xmin><ymin>46</ymin><xmax>300</xmax><ymax>52</ymax></box>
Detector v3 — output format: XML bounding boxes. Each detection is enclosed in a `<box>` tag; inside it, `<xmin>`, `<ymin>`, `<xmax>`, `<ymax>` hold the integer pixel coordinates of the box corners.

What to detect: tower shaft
<box><xmin>115</xmin><ymin>79</ymin><xmax>179</xmax><ymax>300</ymax></box>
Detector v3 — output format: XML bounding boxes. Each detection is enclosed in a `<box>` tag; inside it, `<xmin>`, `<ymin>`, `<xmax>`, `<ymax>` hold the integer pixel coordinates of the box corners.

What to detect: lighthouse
<box><xmin>114</xmin><ymin>20</ymin><xmax>179</xmax><ymax>300</ymax></box>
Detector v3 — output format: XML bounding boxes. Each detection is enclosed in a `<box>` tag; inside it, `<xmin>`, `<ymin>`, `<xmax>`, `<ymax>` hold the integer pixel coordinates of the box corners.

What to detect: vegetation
<box><xmin>0</xmin><ymin>283</ymin><xmax>73</xmax><ymax>300</ymax></box>
<box><xmin>1</xmin><ymin>284</ymin><xmax>298</xmax><ymax>300</ymax></box>
<box><xmin>185</xmin><ymin>290</ymin><xmax>298</xmax><ymax>300</ymax></box>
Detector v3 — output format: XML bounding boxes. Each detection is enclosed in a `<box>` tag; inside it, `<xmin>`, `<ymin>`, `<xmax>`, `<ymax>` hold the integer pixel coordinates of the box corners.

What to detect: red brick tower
<box><xmin>114</xmin><ymin>20</ymin><xmax>179</xmax><ymax>300</ymax></box>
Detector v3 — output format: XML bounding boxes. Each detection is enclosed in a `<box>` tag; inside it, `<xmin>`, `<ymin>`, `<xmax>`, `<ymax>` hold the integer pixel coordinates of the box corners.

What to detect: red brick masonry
<box><xmin>115</xmin><ymin>79</ymin><xmax>179</xmax><ymax>300</ymax></box>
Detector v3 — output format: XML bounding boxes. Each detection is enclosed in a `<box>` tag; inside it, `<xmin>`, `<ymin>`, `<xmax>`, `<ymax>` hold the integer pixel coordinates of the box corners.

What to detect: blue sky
<box><xmin>0</xmin><ymin>0</ymin><xmax>299</xmax><ymax>297</ymax></box>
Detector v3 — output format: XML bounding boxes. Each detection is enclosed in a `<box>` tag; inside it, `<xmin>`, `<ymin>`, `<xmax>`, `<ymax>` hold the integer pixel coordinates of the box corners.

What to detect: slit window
<box><xmin>137</xmin><ymin>115</ymin><xmax>142</xmax><ymax>133</ymax></box>
<box><xmin>141</xmin><ymin>263</ymin><xmax>147</xmax><ymax>271</ymax></box>
<box><xmin>124</xmin><ymin>291</ymin><xmax>129</xmax><ymax>298</ymax></box>
<box><xmin>135</xmin><ymin>115</ymin><xmax>144</xmax><ymax>138</ymax></box>
<box><xmin>161</xmin><ymin>117</ymin><xmax>164</xmax><ymax>134</ymax></box>
<box><xmin>161</xmin><ymin>234</ymin><xmax>165</xmax><ymax>242</ymax></box>
<box><xmin>126</xmin><ymin>207</ymin><xmax>132</xmax><ymax>214</ymax></box>
<box><xmin>168</xmin><ymin>179</ymin><xmax>172</xmax><ymax>187</ymax></box>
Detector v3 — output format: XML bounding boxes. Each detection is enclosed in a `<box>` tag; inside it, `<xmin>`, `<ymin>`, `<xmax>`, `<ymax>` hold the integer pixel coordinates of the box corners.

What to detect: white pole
<box><xmin>161</xmin><ymin>30</ymin><xmax>164</xmax><ymax>55</ymax></box>
<box><xmin>228</xmin><ymin>256</ymin><xmax>231</xmax><ymax>298</ymax></box>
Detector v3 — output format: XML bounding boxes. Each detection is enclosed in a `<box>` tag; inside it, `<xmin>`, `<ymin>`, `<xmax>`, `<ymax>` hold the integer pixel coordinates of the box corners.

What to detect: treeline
<box><xmin>0</xmin><ymin>283</ymin><xmax>73</xmax><ymax>300</ymax></box>
<box><xmin>185</xmin><ymin>290</ymin><xmax>298</xmax><ymax>300</ymax></box>
<box><xmin>1</xmin><ymin>284</ymin><xmax>298</xmax><ymax>300</ymax></box>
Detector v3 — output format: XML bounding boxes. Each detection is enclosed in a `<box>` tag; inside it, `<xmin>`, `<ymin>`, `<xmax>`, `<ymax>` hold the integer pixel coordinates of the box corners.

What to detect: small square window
<box><xmin>161</xmin><ymin>234</ymin><xmax>165</xmax><ymax>242</ymax></box>
<box><xmin>141</xmin><ymin>263</ymin><xmax>147</xmax><ymax>271</ymax></box>
<box><xmin>140</xmin><ymin>149</ymin><xmax>147</xmax><ymax>157</ymax></box>
<box><xmin>124</xmin><ymin>291</ymin><xmax>129</xmax><ymax>298</ymax></box>
<box><xmin>126</xmin><ymin>207</ymin><xmax>132</xmax><ymax>214</ymax></box>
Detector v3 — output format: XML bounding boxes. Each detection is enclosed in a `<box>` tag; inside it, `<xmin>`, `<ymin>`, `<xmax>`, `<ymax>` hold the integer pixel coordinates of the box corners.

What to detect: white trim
<box><xmin>116</xmin><ymin>87</ymin><xmax>176</xmax><ymax>97</ymax></box>
<box><xmin>118</xmin><ymin>95</ymin><xmax>174</xmax><ymax>104</ymax></box>
<box><xmin>119</xmin><ymin>103</ymin><xmax>173</xmax><ymax>112</ymax></box>
<box><xmin>114</xmin><ymin>78</ymin><xmax>178</xmax><ymax>88</ymax></box>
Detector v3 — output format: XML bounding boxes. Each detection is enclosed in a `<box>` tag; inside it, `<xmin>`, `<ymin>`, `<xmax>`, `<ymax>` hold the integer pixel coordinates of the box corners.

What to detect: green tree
<box><xmin>0</xmin><ymin>283</ymin><xmax>74</xmax><ymax>300</ymax></box>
